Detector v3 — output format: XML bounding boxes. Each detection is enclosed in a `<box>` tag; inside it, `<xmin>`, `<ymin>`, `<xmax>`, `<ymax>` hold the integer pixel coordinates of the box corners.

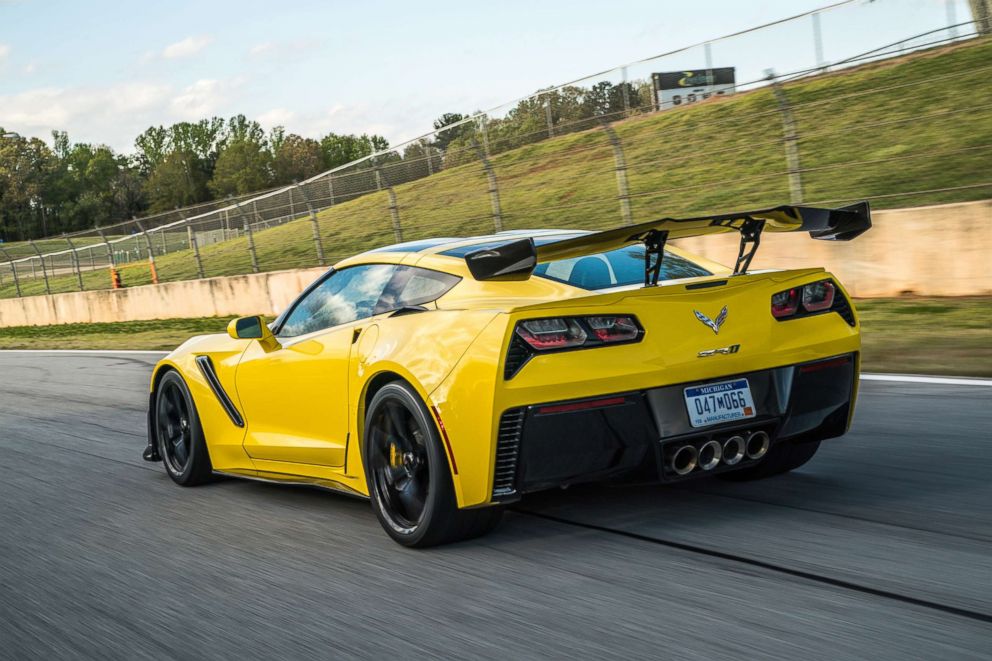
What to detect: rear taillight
<box><xmin>771</xmin><ymin>288</ymin><xmax>800</xmax><ymax>318</ymax></box>
<box><xmin>801</xmin><ymin>280</ymin><xmax>835</xmax><ymax>312</ymax></box>
<box><xmin>516</xmin><ymin>318</ymin><xmax>587</xmax><ymax>350</ymax></box>
<box><xmin>586</xmin><ymin>316</ymin><xmax>641</xmax><ymax>343</ymax></box>
<box><xmin>771</xmin><ymin>279</ymin><xmax>840</xmax><ymax>319</ymax></box>
<box><xmin>515</xmin><ymin>315</ymin><xmax>643</xmax><ymax>352</ymax></box>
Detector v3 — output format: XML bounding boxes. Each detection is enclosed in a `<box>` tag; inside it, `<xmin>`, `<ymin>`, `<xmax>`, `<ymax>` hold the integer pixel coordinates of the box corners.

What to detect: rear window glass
<box><xmin>534</xmin><ymin>246</ymin><xmax>711</xmax><ymax>290</ymax></box>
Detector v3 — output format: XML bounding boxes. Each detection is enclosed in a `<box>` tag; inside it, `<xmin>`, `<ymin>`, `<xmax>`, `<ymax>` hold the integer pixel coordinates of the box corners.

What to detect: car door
<box><xmin>235</xmin><ymin>264</ymin><xmax>395</xmax><ymax>469</ymax></box>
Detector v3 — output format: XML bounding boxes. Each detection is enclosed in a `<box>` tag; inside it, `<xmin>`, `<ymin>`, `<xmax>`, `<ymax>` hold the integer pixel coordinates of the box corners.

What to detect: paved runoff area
<box><xmin>0</xmin><ymin>352</ymin><xmax>990</xmax><ymax>659</ymax></box>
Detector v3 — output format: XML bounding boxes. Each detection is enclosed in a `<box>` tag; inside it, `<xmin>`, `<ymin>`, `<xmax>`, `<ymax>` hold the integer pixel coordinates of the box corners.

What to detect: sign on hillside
<box><xmin>652</xmin><ymin>68</ymin><xmax>736</xmax><ymax>110</ymax></box>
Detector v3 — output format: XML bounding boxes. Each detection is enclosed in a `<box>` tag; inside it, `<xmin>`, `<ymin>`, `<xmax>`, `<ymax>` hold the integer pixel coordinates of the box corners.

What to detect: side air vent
<box><xmin>493</xmin><ymin>408</ymin><xmax>525</xmax><ymax>499</ymax></box>
<box><xmin>503</xmin><ymin>334</ymin><xmax>533</xmax><ymax>380</ymax></box>
<box><xmin>831</xmin><ymin>291</ymin><xmax>856</xmax><ymax>326</ymax></box>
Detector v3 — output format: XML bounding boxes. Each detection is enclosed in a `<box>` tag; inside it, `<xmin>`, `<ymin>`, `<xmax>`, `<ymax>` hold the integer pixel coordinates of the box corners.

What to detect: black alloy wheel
<box><xmin>364</xmin><ymin>382</ymin><xmax>502</xmax><ymax>547</ymax></box>
<box><xmin>368</xmin><ymin>398</ymin><xmax>431</xmax><ymax>533</ymax></box>
<box><xmin>154</xmin><ymin>370</ymin><xmax>214</xmax><ymax>486</ymax></box>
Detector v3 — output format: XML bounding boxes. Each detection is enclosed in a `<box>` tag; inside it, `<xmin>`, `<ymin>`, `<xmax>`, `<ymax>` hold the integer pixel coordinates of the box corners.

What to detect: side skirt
<box><xmin>212</xmin><ymin>468</ymin><xmax>370</xmax><ymax>500</ymax></box>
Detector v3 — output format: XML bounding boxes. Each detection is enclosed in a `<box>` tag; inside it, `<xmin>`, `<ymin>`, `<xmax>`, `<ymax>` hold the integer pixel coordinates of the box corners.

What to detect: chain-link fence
<box><xmin>0</xmin><ymin>0</ymin><xmax>989</xmax><ymax>300</ymax></box>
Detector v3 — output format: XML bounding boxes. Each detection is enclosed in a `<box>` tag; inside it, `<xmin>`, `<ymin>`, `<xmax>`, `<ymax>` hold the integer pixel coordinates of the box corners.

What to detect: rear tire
<box><xmin>154</xmin><ymin>370</ymin><xmax>214</xmax><ymax>486</ymax></box>
<box><xmin>719</xmin><ymin>440</ymin><xmax>820</xmax><ymax>481</ymax></box>
<box><xmin>364</xmin><ymin>382</ymin><xmax>502</xmax><ymax>547</ymax></box>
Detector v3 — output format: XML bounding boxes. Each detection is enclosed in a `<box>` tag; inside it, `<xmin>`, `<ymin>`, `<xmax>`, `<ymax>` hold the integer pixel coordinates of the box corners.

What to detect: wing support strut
<box><xmin>733</xmin><ymin>218</ymin><xmax>765</xmax><ymax>275</ymax></box>
<box><xmin>632</xmin><ymin>229</ymin><xmax>669</xmax><ymax>287</ymax></box>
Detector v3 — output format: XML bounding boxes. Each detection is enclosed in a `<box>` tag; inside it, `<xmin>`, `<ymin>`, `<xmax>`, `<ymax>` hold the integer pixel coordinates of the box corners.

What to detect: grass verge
<box><xmin>1</xmin><ymin>298</ymin><xmax>988</xmax><ymax>376</ymax></box>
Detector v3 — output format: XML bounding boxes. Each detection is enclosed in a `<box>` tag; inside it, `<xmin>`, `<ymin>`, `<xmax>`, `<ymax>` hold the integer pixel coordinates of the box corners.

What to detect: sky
<box><xmin>0</xmin><ymin>0</ymin><xmax>972</xmax><ymax>154</ymax></box>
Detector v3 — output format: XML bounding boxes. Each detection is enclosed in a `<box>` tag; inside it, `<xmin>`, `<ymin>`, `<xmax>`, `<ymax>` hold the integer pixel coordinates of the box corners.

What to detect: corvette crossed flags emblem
<box><xmin>693</xmin><ymin>306</ymin><xmax>728</xmax><ymax>334</ymax></box>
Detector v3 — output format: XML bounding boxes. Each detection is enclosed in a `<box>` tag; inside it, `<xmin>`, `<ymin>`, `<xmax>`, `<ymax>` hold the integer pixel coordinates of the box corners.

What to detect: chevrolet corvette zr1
<box><xmin>143</xmin><ymin>202</ymin><xmax>870</xmax><ymax>546</ymax></box>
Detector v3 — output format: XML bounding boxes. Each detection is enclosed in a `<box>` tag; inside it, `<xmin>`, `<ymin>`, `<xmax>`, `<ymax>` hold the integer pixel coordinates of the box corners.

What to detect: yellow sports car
<box><xmin>144</xmin><ymin>202</ymin><xmax>870</xmax><ymax>546</ymax></box>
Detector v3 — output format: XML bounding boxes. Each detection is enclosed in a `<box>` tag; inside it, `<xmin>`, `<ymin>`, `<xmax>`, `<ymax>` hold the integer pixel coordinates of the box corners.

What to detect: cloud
<box><xmin>162</xmin><ymin>35</ymin><xmax>212</xmax><ymax>59</ymax></box>
<box><xmin>169</xmin><ymin>79</ymin><xmax>225</xmax><ymax>118</ymax></box>
<box><xmin>249</xmin><ymin>42</ymin><xmax>275</xmax><ymax>56</ymax></box>
<box><xmin>0</xmin><ymin>82</ymin><xmax>171</xmax><ymax>148</ymax></box>
<box><xmin>0</xmin><ymin>43</ymin><xmax>10</xmax><ymax>60</ymax></box>
<box><xmin>257</xmin><ymin>107</ymin><xmax>295</xmax><ymax>128</ymax></box>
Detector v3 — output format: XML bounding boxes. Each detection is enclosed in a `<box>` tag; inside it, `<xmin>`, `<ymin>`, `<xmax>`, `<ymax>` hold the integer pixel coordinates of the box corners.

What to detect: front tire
<box><xmin>154</xmin><ymin>370</ymin><xmax>214</xmax><ymax>486</ymax></box>
<box><xmin>719</xmin><ymin>440</ymin><xmax>820</xmax><ymax>481</ymax></box>
<box><xmin>364</xmin><ymin>382</ymin><xmax>502</xmax><ymax>547</ymax></box>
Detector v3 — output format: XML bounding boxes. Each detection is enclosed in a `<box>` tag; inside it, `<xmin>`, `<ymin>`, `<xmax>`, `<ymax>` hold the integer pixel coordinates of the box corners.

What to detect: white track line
<box><xmin>0</xmin><ymin>349</ymin><xmax>169</xmax><ymax>355</ymax></box>
<box><xmin>0</xmin><ymin>351</ymin><xmax>989</xmax><ymax>386</ymax></box>
<box><xmin>861</xmin><ymin>374</ymin><xmax>992</xmax><ymax>387</ymax></box>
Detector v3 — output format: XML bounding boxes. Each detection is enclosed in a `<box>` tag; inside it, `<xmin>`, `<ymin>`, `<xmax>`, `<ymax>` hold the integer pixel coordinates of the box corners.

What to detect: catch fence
<box><xmin>0</xmin><ymin>0</ymin><xmax>989</xmax><ymax>299</ymax></box>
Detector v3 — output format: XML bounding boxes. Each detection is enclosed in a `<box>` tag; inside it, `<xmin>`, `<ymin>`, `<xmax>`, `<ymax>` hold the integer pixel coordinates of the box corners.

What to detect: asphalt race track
<box><xmin>1</xmin><ymin>352</ymin><xmax>990</xmax><ymax>660</ymax></box>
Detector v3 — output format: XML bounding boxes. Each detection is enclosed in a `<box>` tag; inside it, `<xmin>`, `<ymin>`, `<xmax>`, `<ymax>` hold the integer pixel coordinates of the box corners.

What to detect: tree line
<box><xmin>0</xmin><ymin>116</ymin><xmax>389</xmax><ymax>241</ymax></box>
<box><xmin>0</xmin><ymin>79</ymin><xmax>649</xmax><ymax>242</ymax></box>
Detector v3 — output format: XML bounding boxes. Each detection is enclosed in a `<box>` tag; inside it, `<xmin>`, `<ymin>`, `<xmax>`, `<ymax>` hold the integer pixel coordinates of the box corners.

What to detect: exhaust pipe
<box><xmin>722</xmin><ymin>435</ymin><xmax>745</xmax><ymax>466</ymax></box>
<box><xmin>746</xmin><ymin>431</ymin><xmax>770</xmax><ymax>460</ymax></box>
<box><xmin>698</xmin><ymin>440</ymin><xmax>723</xmax><ymax>471</ymax></box>
<box><xmin>671</xmin><ymin>445</ymin><xmax>698</xmax><ymax>476</ymax></box>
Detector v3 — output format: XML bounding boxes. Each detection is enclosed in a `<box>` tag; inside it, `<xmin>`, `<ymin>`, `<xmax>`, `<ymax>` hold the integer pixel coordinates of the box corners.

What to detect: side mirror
<box><xmin>227</xmin><ymin>316</ymin><xmax>280</xmax><ymax>350</ymax></box>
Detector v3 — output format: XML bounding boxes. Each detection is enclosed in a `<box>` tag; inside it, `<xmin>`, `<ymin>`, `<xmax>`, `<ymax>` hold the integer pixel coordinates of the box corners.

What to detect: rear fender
<box><xmin>351</xmin><ymin>310</ymin><xmax>502</xmax><ymax>503</ymax></box>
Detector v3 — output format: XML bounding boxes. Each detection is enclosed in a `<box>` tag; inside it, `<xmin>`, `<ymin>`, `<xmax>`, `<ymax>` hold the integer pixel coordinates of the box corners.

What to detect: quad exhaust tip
<box><xmin>698</xmin><ymin>440</ymin><xmax>723</xmax><ymax>471</ymax></box>
<box><xmin>722</xmin><ymin>435</ymin><xmax>745</xmax><ymax>466</ymax></box>
<box><xmin>671</xmin><ymin>445</ymin><xmax>698</xmax><ymax>476</ymax></box>
<box><xmin>746</xmin><ymin>431</ymin><xmax>770</xmax><ymax>460</ymax></box>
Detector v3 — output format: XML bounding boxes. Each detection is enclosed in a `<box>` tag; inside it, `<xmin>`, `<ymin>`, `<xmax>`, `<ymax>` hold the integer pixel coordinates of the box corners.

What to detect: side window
<box><xmin>375</xmin><ymin>266</ymin><xmax>461</xmax><ymax>313</ymax></box>
<box><xmin>278</xmin><ymin>264</ymin><xmax>395</xmax><ymax>337</ymax></box>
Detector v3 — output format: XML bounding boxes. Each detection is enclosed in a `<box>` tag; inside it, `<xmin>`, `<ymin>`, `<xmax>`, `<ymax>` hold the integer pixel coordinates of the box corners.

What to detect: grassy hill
<box><xmin>3</xmin><ymin>37</ymin><xmax>991</xmax><ymax>299</ymax></box>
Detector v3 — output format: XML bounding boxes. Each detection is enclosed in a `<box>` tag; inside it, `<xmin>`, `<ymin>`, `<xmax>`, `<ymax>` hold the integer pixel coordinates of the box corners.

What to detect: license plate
<box><xmin>684</xmin><ymin>378</ymin><xmax>756</xmax><ymax>428</ymax></box>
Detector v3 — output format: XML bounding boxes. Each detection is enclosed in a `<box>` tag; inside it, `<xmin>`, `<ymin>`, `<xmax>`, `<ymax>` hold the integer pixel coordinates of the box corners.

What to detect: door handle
<box><xmin>352</xmin><ymin>328</ymin><xmax>362</xmax><ymax>344</ymax></box>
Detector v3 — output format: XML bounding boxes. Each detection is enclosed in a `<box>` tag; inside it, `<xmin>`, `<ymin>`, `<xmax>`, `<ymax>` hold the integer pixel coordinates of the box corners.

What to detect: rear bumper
<box><xmin>492</xmin><ymin>352</ymin><xmax>857</xmax><ymax>501</ymax></box>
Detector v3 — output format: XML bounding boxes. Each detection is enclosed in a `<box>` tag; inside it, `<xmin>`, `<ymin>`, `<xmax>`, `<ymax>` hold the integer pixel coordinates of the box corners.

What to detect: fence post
<box><xmin>96</xmin><ymin>228</ymin><xmax>120</xmax><ymax>288</ymax></box>
<box><xmin>621</xmin><ymin>66</ymin><xmax>631</xmax><ymax>117</ymax></box>
<box><xmin>479</xmin><ymin>114</ymin><xmax>492</xmax><ymax>158</ymax></box>
<box><xmin>471</xmin><ymin>138</ymin><xmax>504</xmax><ymax>233</ymax></box>
<box><xmin>63</xmin><ymin>235</ymin><xmax>85</xmax><ymax>291</ymax></box>
<box><xmin>233</xmin><ymin>202</ymin><xmax>260</xmax><ymax>273</ymax></box>
<box><xmin>600</xmin><ymin>122</ymin><xmax>634</xmax><ymax>226</ymax></box>
<box><xmin>28</xmin><ymin>241</ymin><xmax>51</xmax><ymax>295</ymax></box>
<box><xmin>327</xmin><ymin>175</ymin><xmax>336</xmax><ymax>206</ymax></box>
<box><xmin>0</xmin><ymin>247</ymin><xmax>21</xmax><ymax>297</ymax></box>
<box><xmin>374</xmin><ymin>166</ymin><xmax>404</xmax><ymax>243</ymax></box>
<box><xmin>545</xmin><ymin>96</ymin><xmax>555</xmax><ymax>138</ymax></box>
<box><xmin>133</xmin><ymin>219</ymin><xmax>159</xmax><ymax>284</ymax></box>
<box><xmin>971</xmin><ymin>0</ymin><xmax>992</xmax><ymax>35</ymax></box>
<box><xmin>180</xmin><ymin>210</ymin><xmax>205</xmax><ymax>279</ymax></box>
<box><xmin>289</xmin><ymin>187</ymin><xmax>296</xmax><ymax>220</ymax></box>
<box><xmin>766</xmin><ymin>70</ymin><xmax>804</xmax><ymax>204</ymax></box>
<box><xmin>295</xmin><ymin>182</ymin><xmax>326</xmax><ymax>266</ymax></box>
<box><xmin>425</xmin><ymin>143</ymin><xmax>434</xmax><ymax>176</ymax></box>
<box><xmin>812</xmin><ymin>12</ymin><xmax>826</xmax><ymax>70</ymax></box>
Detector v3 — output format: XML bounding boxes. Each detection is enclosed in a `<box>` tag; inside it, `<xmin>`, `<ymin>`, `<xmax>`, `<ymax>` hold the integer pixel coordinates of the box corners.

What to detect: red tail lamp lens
<box><xmin>517</xmin><ymin>318</ymin><xmax>587</xmax><ymax>350</ymax></box>
<box><xmin>586</xmin><ymin>316</ymin><xmax>640</xmax><ymax>343</ymax></box>
<box><xmin>802</xmin><ymin>280</ymin><xmax>836</xmax><ymax>312</ymax></box>
<box><xmin>771</xmin><ymin>288</ymin><xmax>800</xmax><ymax>318</ymax></box>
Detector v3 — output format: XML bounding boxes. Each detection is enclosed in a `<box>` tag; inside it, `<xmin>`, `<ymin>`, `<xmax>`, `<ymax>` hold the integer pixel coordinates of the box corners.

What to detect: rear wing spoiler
<box><xmin>464</xmin><ymin>201</ymin><xmax>871</xmax><ymax>284</ymax></box>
